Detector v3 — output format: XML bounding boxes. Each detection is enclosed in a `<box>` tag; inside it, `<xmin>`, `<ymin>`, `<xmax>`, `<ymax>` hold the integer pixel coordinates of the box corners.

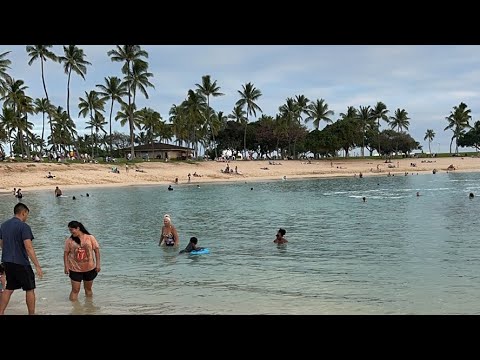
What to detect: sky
<box><xmin>2</xmin><ymin>44</ymin><xmax>480</xmax><ymax>154</ymax></box>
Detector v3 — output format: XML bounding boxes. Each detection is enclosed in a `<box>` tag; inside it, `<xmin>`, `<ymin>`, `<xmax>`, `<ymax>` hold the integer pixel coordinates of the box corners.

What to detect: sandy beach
<box><xmin>1</xmin><ymin>156</ymin><xmax>479</xmax><ymax>194</ymax></box>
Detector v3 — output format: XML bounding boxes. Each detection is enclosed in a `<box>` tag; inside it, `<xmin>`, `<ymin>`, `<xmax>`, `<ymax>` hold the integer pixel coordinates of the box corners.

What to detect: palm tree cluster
<box><xmin>0</xmin><ymin>45</ymin><xmax>473</xmax><ymax>161</ymax></box>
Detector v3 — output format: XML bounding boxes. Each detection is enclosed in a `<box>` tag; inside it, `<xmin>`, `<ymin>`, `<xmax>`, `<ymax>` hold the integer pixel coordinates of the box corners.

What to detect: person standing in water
<box><xmin>159</xmin><ymin>214</ymin><xmax>179</xmax><ymax>247</ymax></box>
<box><xmin>64</xmin><ymin>221</ymin><xmax>101</xmax><ymax>301</ymax></box>
<box><xmin>54</xmin><ymin>186</ymin><xmax>63</xmax><ymax>197</ymax></box>
<box><xmin>0</xmin><ymin>203</ymin><xmax>43</xmax><ymax>315</ymax></box>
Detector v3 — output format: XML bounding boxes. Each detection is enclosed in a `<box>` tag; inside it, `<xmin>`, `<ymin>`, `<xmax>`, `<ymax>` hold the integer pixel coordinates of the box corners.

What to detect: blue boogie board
<box><xmin>190</xmin><ymin>248</ymin><xmax>210</xmax><ymax>255</ymax></box>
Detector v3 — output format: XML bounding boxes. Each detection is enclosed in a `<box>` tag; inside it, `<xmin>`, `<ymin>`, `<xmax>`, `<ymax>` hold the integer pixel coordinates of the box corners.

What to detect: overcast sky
<box><xmin>3</xmin><ymin>45</ymin><xmax>480</xmax><ymax>154</ymax></box>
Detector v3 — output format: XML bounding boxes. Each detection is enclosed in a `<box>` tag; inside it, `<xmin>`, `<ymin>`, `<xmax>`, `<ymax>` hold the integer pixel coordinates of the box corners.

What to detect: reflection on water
<box><xmin>70</xmin><ymin>297</ymin><xmax>101</xmax><ymax>315</ymax></box>
<box><xmin>1</xmin><ymin>172</ymin><xmax>480</xmax><ymax>314</ymax></box>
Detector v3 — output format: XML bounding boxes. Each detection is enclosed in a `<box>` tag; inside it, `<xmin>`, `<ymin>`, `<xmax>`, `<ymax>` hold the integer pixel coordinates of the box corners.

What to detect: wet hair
<box><xmin>0</xmin><ymin>262</ymin><xmax>4</xmax><ymax>274</ymax></box>
<box><xmin>14</xmin><ymin>202</ymin><xmax>29</xmax><ymax>214</ymax></box>
<box><xmin>278</xmin><ymin>228</ymin><xmax>286</xmax><ymax>236</ymax></box>
<box><xmin>190</xmin><ymin>237</ymin><xmax>198</xmax><ymax>244</ymax></box>
<box><xmin>469</xmin><ymin>192</ymin><xmax>474</xmax><ymax>198</ymax></box>
<box><xmin>68</xmin><ymin>220</ymin><xmax>91</xmax><ymax>245</ymax></box>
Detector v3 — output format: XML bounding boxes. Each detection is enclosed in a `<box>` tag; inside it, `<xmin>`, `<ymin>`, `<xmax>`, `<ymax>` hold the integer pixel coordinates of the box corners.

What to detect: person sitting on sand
<box><xmin>274</xmin><ymin>228</ymin><xmax>288</xmax><ymax>245</ymax></box>
<box><xmin>54</xmin><ymin>186</ymin><xmax>63</xmax><ymax>197</ymax></box>
<box><xmin>47</xmin><ymin>172</ymin><xmax>55</xmax><ymax>179</ymax></box>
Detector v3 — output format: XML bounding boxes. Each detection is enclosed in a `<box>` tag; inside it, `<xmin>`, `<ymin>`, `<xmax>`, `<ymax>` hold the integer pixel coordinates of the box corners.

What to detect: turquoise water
<box><xmin>1</xmin><ymin>171</ymin><xmax>480</xmax><ymax>314</ymax></box>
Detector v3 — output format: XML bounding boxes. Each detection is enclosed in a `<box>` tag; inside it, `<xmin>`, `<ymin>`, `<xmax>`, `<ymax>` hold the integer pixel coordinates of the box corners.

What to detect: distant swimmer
<box><xmin>86</xmin><ymin>193</ymin><xmax>90</xmax><ymax>197</ymax></box>
<box><xmin>274</xmin><ymin>228</ymin><xmax>288</xmax><ymax>245</ymax></box>
<box><xmin>283</xmin><ymin>176</ymin><xmax>287</xmax><ymax>181</ymax></box>
<box><xmin>72</xmin><ymin>196</ymin><xmax>76</xmax><ymax>200</ymax></box>
<box><xmin>362</xmin><ymin>197</ymin><xmax>366</xmax><ymax>202</ymax></box>
<box><xmin>16</xmin><ymin>189</ymin><xmax>23</xmax><ymax>199</ymax></box>
<box><xmin>54</xmin><ymin>186</ymin><xmax>63</xmax><ymax>197</ymax></box>
<box><xmin>469</xmin><ymin>192</ymin><xmax>475</xmax><ymax>199</ymax></box>
<box><xmin>168</xmin><ymin>185</ymin><xmax>173</xmax><ymax>191</ymax></box>
<box><xmin>416</xmin><ymin>192</ymin><xmax>420</xmax><ymax>197</ymax></box>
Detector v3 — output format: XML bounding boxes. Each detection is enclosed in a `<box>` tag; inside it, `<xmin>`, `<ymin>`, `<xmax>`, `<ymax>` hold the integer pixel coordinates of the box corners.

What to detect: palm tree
<box><xmin>445</xmin><ymin>102</ymin><xmax>472</xmax><ymax>154</ymax></box>
<box><xmin>107</xmin><ymin>45</ymin><xmax>149</xmax><ymax>159</ymax></box>
<box><xmin>181</xmin><ymin>89</ymin><xmax>207</xmax><ymax>158</ymax></box>
<box><xmin>371</xmin><ymin>101</ymin><xmax>389</xmax><ymax>156</ymax></box>
<box><xmin>0</xmin><ymin>51</ymin><xmax>11</xmax><ymax>95</ymax></box>
<box><xmin>305</xmin><ymin>99</ymin><xmax>334</xmax><ymax>130</ymax></box>
<box><xmin>424</xmin><ymin>129</ymin><xmax>435</xmax><ymax>155</ymax></box>
<box><xmin>357</xmin><ymin>105</ymin><xmax>372</xmax><ymax>157</ymax></box>
<box><xmin>235</xmin><ymin>82</ymin><xmax>262</xmax><ymax>159</ymax></box>
<box><xmin>85</xmin><ymin>113</ymin><xmax>108</xmax><ymax>158</ymax></box>
<box><xmin>33</xmin><ymin>98</ymin><xmax>52</xmax><ymax>154</ymax></box>
<box><xmin>0</xmin><ymin>107</ymin><xmax>15</xmax><ymax>155</ymax></box>
<box><xmin>26</xmin><ymin>45</ymin><xmax>57</xmax><ymax>101</ymax></box>
<box><xmin>78</xmin><ymin>91</ymin><xmax>106</xmax><ymax>159</ymax></box>
<box><xmin>137</xmin><ymin>107</ymin><xmax>163</xmax><ymax>154</ymax></box>
<box><xmin>26</xmin><ymin>45</ymin><xmax>58</xmax><ymax>153</ymax></box>
<box><xmin>195</xmin><ymin>75</ymin><xmax>224</xmax><ymax>158</ymax></box>
<box><xmin>58</xmin><ymin>45</ymin><xmax>91</xmax><ymax>123</ymax></box>
<box><xmin>96</xmin><ymin>76</ymin><xmax>127</xmax><ymax>155</ymax></box>
<box><xmin>126</xmin><ymin>60</ymin><xmax>154</xmax><ymax>105</ymax></box>
<box><xmin>389</xmin><ymin>108</ymin><xmax>410</xmax><ymax>155</ymax></box>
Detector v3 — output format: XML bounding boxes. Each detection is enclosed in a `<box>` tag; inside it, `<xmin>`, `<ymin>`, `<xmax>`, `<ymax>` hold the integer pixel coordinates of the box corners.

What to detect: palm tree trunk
<box><xmin>41</xmin><ymin>112</ymin><xmax>45</xmax><ymax>153</ymax></box>
<box><xmin>40</xmin><ymin>59</ymin><xmax>49</xmax><ymax>155</ymax></box>
<box><xmin>66</xmin><ymin>68</ymin><xmax>72</xmax><ymax>120</ymax></box>
<box><xmin>449</xmin><ymin>136</ymin><xmax>454</xmax><ymax>154</ymax></box>
<box><xmin>429</xmin><ymin>140</ymin><xmax>431</xmax><ymax>155</ymax></box>
<box><xmin>377</xmin><ymin>118</ymin><xmax>381</xmax><ymax>157</ymax></box>
<box><xmin>362</xmin><ymin>122</ymin><xmax>365</xmax><ymax>157</ymax></box>
<box><xmin>109</xmin><ymin>99</ymin><xmax>114</xmax><ymax>155</ymax></box>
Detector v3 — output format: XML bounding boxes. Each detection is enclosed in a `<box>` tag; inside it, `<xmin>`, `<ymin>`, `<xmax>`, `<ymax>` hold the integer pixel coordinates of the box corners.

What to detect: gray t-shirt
<box><xmin>0</xmin><ymin>217</ymin><xmax>34</xmax><ymax>266</ymax></box>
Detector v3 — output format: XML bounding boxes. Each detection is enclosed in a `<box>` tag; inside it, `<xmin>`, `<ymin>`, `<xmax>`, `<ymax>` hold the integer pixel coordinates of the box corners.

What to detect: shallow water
<box><xmin>1</xmin><ymin>171</ymin><xmax>480</xmax><ymax>314</ymax></box>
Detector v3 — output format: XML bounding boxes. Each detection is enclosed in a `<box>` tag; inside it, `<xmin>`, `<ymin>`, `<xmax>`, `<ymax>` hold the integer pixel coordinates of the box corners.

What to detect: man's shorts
<box><xmin>4</xmin><ymin>262</ymin><xmax>35</xmax><ymax>291</ymax></box>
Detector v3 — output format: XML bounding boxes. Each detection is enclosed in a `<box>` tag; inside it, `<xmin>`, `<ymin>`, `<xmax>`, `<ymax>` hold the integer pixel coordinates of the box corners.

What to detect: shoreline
<box><xmin>1</xmin><ymin>157</ymin><xmax>479</xmax><ymax>194</ymax></box>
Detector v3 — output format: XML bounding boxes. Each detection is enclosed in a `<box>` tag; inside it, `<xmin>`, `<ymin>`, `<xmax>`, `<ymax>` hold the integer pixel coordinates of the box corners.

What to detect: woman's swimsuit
<box><xmin>163</xmin><ymin>232</ymin><xmax>175</xmax><ymax>246</ymax></box>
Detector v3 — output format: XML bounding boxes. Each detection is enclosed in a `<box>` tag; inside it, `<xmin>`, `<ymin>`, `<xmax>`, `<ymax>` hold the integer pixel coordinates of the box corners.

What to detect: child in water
<box><xmin>179</xmin><ymin>237</ymin><xmax>204</xmax><ymax>254</ymax></box>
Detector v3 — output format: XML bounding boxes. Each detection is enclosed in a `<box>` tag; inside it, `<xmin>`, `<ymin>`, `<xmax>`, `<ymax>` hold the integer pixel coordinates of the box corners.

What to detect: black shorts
<box><xmin>4</xmin><ymin>262</ymin><xmax>35</xmax><ymax>291</ymax></box>
<box><xmin>69</xmin><ymin>268</ymin><xmax>98</xmax><ymax>282</ymax></box>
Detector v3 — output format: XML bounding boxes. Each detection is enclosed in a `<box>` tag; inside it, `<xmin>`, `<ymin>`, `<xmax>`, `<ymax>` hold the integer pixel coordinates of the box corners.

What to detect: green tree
<box><xmin>96</xmin><ymin>76</ymin><xmax>128</xmax><ymax>155</ymax></box>
<box><xmin>195</xmin><ymin>75</ymin><xmax>224</xmax><ymax>158</ymax></box>
<box><xmin>424</xmin><ymin>129</ymin><xmax>435</xmax><ymax>155</ymax></box>
<box><xmin>58</xmin><ymin>45</ymin><xmax>91</xmax><ymax>124</ymax></box>
<box><xmin>444</xmin><ymin>102</ymin><xmax>472</xmax><ymax>154</ymax></box>
<box><xmin>107</xmin><ymin>45</ymin><xmax>150</xmax><ymax>159</ymax></box>
<box><xmin>235</xmin><ymin>82</ymin><xmax>262</xmax><ymax>159</ymax></box>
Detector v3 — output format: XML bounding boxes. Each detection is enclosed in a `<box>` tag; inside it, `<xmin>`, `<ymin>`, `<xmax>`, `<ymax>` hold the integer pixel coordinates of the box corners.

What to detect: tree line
<box><xmin>0</xmin><ymin>46</ymin><xmax>477</xmax><ymax>160</ymax></box>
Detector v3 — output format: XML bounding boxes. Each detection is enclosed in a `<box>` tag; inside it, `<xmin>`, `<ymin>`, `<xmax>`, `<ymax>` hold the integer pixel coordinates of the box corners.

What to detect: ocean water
<box><xmin>1</xmin><ymin>171</ymin><xmax>480</xmax><ymax>315</ymax></box>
